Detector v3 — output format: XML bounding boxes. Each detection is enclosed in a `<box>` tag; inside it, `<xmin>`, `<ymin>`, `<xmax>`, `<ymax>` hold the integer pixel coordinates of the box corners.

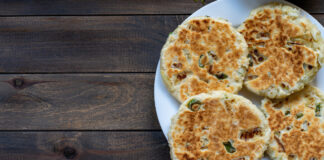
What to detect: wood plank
<box><xmin>0</xmin><ymin>0</ymin><xmax>322</xmax><ymax>15</ymax></box>
<box><xmin>1</xmin><ymin>15</ymin><xmax>324</xmax><ymax>73</ymax></box>
<box><xmin>0</xmin><ymin>0</ymin><xmax>213</xmax><ymax>16</ymax></box>
<box><xmin>0</xmin><ymin>16</ymin><xmax>187</xmax><ymax>73</ymax></box>
<box><xmin>0</xmin><ymin>73</ymin><xmax>162</xmax><ymax>130</ymax></box>
<box><xmin>287</xmin><ymin>0</ymin><xmax>324</xmax><ymax>13</ymax></box>
<box><xmin>0</xmin><ymin>131</ymin><xmax>170</xmax><ymax>160</ymax></box>
<box><xmin>314</xmin><ymin>14</ymin><xmax>324</xmax><ymax>24</ymax></box>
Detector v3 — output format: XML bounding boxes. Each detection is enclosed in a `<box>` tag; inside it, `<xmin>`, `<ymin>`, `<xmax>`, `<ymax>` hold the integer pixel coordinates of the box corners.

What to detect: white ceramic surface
<box><xmin>154</xmin><ymin>0</ymin><xmax>324</xmax><ymax>159</ymax></box>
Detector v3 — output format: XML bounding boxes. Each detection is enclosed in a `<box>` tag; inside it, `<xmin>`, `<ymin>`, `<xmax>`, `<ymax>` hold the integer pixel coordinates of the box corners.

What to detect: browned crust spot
<box><xmin>240</xmin><ymin>127</ymin><xmax>263</xmax><ymax>140</ymax></box>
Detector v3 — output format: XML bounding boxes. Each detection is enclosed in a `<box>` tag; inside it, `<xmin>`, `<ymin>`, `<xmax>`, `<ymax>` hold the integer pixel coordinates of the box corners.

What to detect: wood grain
<box><xmin>0</xmin><ymin>0</ymin><xmax>213</xmax><ymax>16</ymax></box>
<box><xmin>1</xmin><ymin>15</ymin><xmax>323</xmax><ymax>73</ymax></box>
<box><xmin>0</xmin><ymin>0</ymin><xmax>322</xmax><ymax>16</ymax></box>
<box><xmin>0</xmin><ymin>73</ymin><xmax>164</xmax><ymax>130</ymax></box>
<box><xmin>0</xmin><ymin>16</ymin><xmax>186</xmax><ymax>73</ymax></box>
<box><xmin>0</xmin><ymin>1</ymin><xmax>322</xmax><ymax>159</ymax></box>
<box><xmin>0</xmin><ymin>131</ymin><xmax>170</xmax><ymax>160</ymax></box>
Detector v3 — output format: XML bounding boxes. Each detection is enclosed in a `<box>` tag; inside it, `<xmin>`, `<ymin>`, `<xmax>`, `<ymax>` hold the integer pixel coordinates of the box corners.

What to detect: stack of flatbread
<box><xmin>160</xmin><ymin>2</ymin><xmax>324</xmax><ymax>160</ymax></box>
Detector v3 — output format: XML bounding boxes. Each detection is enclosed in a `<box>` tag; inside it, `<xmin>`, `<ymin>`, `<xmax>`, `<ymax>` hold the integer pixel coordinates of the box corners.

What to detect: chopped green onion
<box><xmin>215</xmin><ymin>72</ymin><xmax>228</xmax><ymax>80</ymax></box>
<box><xmin>285</xmin><ymin>110</ymin><xmax>290</xmax><ymax>116</ymax></box>
<box><xmin>315</xmin><ymin>103</ymin><xmax>321</xmax><ymax>117</ymax></box>
<box><xmin>199</xmin><ymin>55</ymin><xmax>205</xmax><ymax>68</ymax></box>
<box><xmin>296</xmin><ymin>112</ymin><xmax>303</xmax><ymax>119</ymax></box>
<box><xmin>274</xmin><ymin>131</ymin><xmax>281</xmax><ymax>137</ymax></box>
<box><xmin>187</xmin><ymin>99</ymin><xmax>202</xmax><ymax>111</ymax></box>
<box><xmin>223</xmin><ymin>141</ymin><xmax>236</xmax><ymax>153</ymax></box>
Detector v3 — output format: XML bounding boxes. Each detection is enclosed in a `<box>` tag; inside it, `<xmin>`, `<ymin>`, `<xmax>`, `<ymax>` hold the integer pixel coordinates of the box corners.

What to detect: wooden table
<box><xmin>0</xmin><ymin>0</ymin><xmax>322</xmax><ymax>159</ymax></box>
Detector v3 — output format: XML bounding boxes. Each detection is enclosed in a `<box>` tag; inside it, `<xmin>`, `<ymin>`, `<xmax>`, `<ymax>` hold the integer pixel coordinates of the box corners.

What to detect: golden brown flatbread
<box><xmin>238</xmin><ymin>3</ymin><xmax>324</xmax><ymax>99</ymax></box>
<box><xmin>161</xmin><ymin>17</ymin><xmax>249</xmax><ymax>102</ymax></box>
<box><xmin>169</xmin><ymin>91</ymin><xmax>270</xmax><ymax>160</ymax></box>
<box><xmin>261</xmin><ymin>85</ymin><xmax>324</xmax><ymax>160</ymax></box>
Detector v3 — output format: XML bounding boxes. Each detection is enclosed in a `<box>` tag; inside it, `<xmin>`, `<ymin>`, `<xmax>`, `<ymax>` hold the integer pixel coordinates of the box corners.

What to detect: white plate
<box><xmin>154</xmin><ymin>0</ymin><xmax>324</xmax><ymax>159</ymax></box>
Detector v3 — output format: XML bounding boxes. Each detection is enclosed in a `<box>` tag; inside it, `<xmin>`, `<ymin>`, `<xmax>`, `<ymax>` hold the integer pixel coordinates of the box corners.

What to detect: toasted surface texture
<box><xmin>261</xmin><ymin>85</ymin><xmax>324</xmax><ymax>160</ymax></box>
<box><xmin>168</xmin><ymin>91</ymin><xmax>270</xmax><ymax>160</ymax></box>
<box><xmin>238</xmin><ymin>3</ymin><xmax>324</xmax><ymax>99</ymax></box>
<box><xmin>160</xmin><ymin>17</ymin><xmax>249</xmax><ymax>102</ymax></box>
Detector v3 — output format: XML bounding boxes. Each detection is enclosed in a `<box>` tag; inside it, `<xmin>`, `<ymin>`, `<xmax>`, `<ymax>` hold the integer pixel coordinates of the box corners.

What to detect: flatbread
<box><xmin>169</xmin><ymin>91</ymin><xmax>270</xmax><ymax>160</ymax></box>
<box><xmin>161</xmin><ymin>17</ymin><xmax>249</xmax><ymax>102</ymax></box>
<box><xmin>238</xmin><ymin>3</ymin><xmax>324</xmax><ymax>99</ymax></box>
<box><xmin>261</xmin><ymin>85</ymin><xmax>324</xmax><ymax>160</ymax></box>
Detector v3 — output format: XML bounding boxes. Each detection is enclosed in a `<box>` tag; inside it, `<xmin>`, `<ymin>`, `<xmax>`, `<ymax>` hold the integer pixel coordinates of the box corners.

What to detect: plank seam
<box><xmin>0</xmin><ymin>72</ymin><xmax>156</xmax><ymax>74</ymax></box>
<box><xmin>0</xmin><ymin>130</ymin><xmax>162</xmax><ymax>132</ymax></box>
<box><xmin>0</xmin><ymin>13</ymin><xmax>322</xmax><ymax>17</ymax></box>
<box><xmin>0</xmin><ymin>14</ymin><xmax>191</xmax><ymax>17</ymax></box>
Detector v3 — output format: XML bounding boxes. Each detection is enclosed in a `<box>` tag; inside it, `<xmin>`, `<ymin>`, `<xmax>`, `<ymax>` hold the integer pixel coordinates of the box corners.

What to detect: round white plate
<box><xmin>154</xmin><ymin>0</ymin><xmax>324</xmax><ymax>159</ymax></box>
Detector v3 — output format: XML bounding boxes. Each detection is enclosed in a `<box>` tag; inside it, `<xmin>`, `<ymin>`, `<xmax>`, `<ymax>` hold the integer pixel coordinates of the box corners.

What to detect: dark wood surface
<box><xmin>0</xmin><ymin>74</ymin><xmax>159</xmax><ymax>130</ymax></box>
<box><xmin>0</xmin><ymin>15</ymin><xmax>323</xmax><ymax>73</ymax></box>
<box><xmin>0</xmin><ymin>0</ymin><xmax>322</xmax><ymax>15</ymax></box>
<box><xmin>0</xmin><ymin>1</ymin><xmax>323</xmax><ymax>159</ymax></box>
<box><xmin>0</xmin><ymin>0</ymin><xmax>213</xmax><ymax>15</ymax></box>
<box><xmin>0</xmin><ymin>16</ymin><xmax>186</xmax><ymax>73</ymax></box>
<box><xmin>0</xmin><ymin>131</ymin><xmax>169</xmax><ymax>160</ymax></box>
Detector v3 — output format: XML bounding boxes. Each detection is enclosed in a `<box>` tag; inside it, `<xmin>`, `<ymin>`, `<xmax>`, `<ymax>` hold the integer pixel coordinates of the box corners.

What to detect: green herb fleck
<box><xmin>223</xmin><ymin>141</ymin><xmax>236</xmax><ymax>153</ymax></box>
<box><xmin>296</xmin><ymin>112</ymin><xmax>303</xmax><ymax>119</ymax></box>
<box><xmin>199</xmin><ymin>55</ymin><xmax>205</xmax><ymax>68</ymax></box>
<box><xmin>315</xmin><ymin>103</ymin><xmax>321</xmax><ymax>117</ymax></box>
<box><xmin>285</xmin><ymin>110</ymin><xmax>290</xmax><ymax>116</ymax></box>
<box><xmin>288</xmin><ymin>37</ymin><xmax>304</xmax><ymax>45</ymax></box>
<box><xmin>248</xmin><ymin>54</ymin><xmax>253</xmax><ymax>67</ymax></box>
<box><xmin>169</xmin><ymin>32</ymin><xmax>173</xmax><ymax>36</ymax></box>
<box><xmin>187</xmin><ymin>99</ymin><xmax>202</xmax><ymax>111</ymax></box>
<box><xmin>274</xmin><ymin>131</ymin><xmax>281</xmax><ymax>137</ymax></box>
<box><xmin>215</xmin><ymin>72</ymin><xmax>228</xmax><ymax>80</ymax></box>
